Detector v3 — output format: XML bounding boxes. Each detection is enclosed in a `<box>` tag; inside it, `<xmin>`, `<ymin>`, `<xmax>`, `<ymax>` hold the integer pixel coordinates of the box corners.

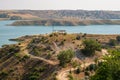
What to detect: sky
<box><xmin>0</xmin><ymin>0</ymin><xmax>120</xmax><ymax>10</ymax></box>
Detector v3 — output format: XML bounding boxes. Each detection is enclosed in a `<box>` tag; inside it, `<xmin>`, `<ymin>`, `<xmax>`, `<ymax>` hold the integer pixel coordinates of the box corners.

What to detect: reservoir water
<box><xmin>0</xmin><ymin>20</ymin><xmax>120</xmax><ymax>47</ymax></box>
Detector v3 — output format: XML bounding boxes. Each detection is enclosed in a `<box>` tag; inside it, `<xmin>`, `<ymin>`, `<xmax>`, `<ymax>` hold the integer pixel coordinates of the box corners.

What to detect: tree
<box><xmin>90</xmin><ymin>49</ymin><xmax>120</xmax><ymax>80</ymax></box>
<box><xmin>82</xmin><ymin>39</ymin><xmax>101</xmax><ymax>56</ymax></box>
<box><xmin>57</xmin><ymin>49</ymin><xmax>75</xmax><ymax>66</ymax></box>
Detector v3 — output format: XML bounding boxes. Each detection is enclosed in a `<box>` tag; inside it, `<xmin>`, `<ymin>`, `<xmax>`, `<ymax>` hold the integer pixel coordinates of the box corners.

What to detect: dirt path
<box><xmin>101</xmin><ymin>49</ymin><xmax>109</xmax><ymax>55</ymax></box>
<box><xmin>26</xmin><ymin>51</ymin><xmax>58</xmax><ymax>65</ymax></box>
<box><xmin>56</xmin><ymin>62</ymin><xmax>94</xmax><ymax>80</ymax></box>
<box><xmin>52</xmin><ymin>41</ymin><xmax>61</xmax><ymax>54</ymax></box>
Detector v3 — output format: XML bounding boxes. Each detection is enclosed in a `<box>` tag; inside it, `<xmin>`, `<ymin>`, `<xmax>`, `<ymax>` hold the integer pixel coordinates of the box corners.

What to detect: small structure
<box><xmin>53</xmin><ymin>30</ymin><xmax>66</xmax><ymax>34</ymax></box>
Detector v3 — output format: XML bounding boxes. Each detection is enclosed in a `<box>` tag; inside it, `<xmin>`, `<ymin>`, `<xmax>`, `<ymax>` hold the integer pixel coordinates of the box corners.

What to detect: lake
<box><xmin>0</xmin><ymin>20</ymin><xmax>120</xmax><ymax>47</ymax></box>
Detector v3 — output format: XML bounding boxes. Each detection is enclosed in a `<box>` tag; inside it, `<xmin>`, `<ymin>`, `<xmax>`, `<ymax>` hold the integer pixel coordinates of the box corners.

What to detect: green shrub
<box><xmin>71</xmin><ymin>61</ymin><xmax>80</xmax><ymax>68</ymax></box>
<box><xmin>109</xmin><ymin>39</ymin><xmax>117</xmax><ymax>46</ymax></box>
<box><xmin>76</xmin><ymin>35</ymin><xmax>81</xmax><ymax>40</ymax></box>
<box><xmin>84</xmin><ymin>71</ymin><xmax>90</xmax><ymax>76</ymax></box>
<box><xmin>14</xmin><ymin>53</ymin><xmax>21</xmax><ymax>58</ymax></box>
<box><xmin>116</xmin><ymin>36</ymin><xmax>120</xmax><ymax>42</ymax></box>
<box><xmin>57</xmin><ymin>49</ymin><xmax>75</xmax><ymax>66</ymax></box>
<box><xmin>82</xmin><ymin>39</ymin><xmax>101</xmax><ymax>56</ymax></box>
<box><xmin>0</xmin><ymin>71</ymin><xmax>8</xmax><ymax>78</ymax></box>
<box><xmin>76</xmin><ymin>67</ymin><xmax>81</xmax><ymax>74</ymax></box>
<box><xmin>86</xmin><ymin>64</ymin><xmax>97</xmax><ymax>71</ymax></box>
<box><xmin>28</xmin><ymin>72</ymin><xmax>40</xmax><ymax>80</ymax></box>
<box><xmin>33</xmin><ymin>66</ymin><xmax>46</xmax><ymax>72</ymax></box>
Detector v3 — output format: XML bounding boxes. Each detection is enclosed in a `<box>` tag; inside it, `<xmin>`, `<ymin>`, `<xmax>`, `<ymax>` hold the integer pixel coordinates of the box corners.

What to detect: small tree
<box><xmin>57</xmin><ymin>49</ymin><xmax>75</xmax><ymax>66</ymax></box>
<box><xmin>82</xmin><ymin>39</ymin><xmax>101</xmax><ymax>56</ymax></box>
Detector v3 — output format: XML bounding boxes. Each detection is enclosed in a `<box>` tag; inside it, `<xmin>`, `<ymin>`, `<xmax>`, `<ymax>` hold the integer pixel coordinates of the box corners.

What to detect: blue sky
<box><xmin>0</xmin><ymin>0</ymin><xmax>120</xmax><ymax>10</ymax></box>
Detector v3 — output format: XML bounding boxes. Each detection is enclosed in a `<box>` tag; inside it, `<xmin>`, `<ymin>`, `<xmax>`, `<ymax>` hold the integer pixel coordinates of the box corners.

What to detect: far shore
<box><xmin>10</xmin><ymin>19</ymin><xmax>120</xmax><ymax>26</ymax></box>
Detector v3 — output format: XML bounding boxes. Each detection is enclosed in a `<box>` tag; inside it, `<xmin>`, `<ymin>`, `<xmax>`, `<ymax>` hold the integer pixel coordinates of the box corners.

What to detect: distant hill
<box><xmin>0</xmin><ymin>10</ymin><xmax>120</xmax><ymax>20</ymax></box>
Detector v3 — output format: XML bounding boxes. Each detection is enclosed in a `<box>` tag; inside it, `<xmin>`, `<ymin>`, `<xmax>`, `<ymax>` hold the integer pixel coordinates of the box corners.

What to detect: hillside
<box><xmin>0</xmin><ymin>33</ymin><xmax>120</xmax><ymax>80</ymax></box>
<box><xmin>1</xmin><ymin>10</ymin><xmax>120</xmax><ymax>20</ymax></box>
<box><xmin>10</xmin><ymin>19</ymin><xmax>120</xmax><ymax>26</ymax></box>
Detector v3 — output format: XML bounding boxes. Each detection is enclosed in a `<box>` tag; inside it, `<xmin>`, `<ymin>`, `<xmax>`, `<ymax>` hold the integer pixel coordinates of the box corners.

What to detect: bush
<box><xmin>76</xmin><ymin>67</ymin><xmax>81</xmax><ymax>74</ymax></box>
<box><xmin>28</xmin><ymin>72</ymin><xmax>40</xmax><ymax>80</ymax></box>
<box><xmin>28</xmin><ymin>66</ymin><xmax>46</xmax><ymax>80</ymax></box>
<box><xmin>71</xmin><ymin>61</ymin><xmax>80</xmax><ymax>68</ymax></box>
<box><xmin>116</xmin><ymin>36</ymin><xmax>120</xmax><ymax>42</ymax></box>
<box><xmin>76</xmin><ymin>35</ymin><xmax>81</xmax><ymax>40</ymax></box>
<box><xmin>84</xmin><ymin>71</ymin><xmax>90</xmax><ymax>76</ymax></box>
<box><xmin>109</xmin><ymin>39</ymin><xmax>117</xmax><ymax>46</ymax></box>
<box><xmin>60</xmin><ymin>40</ymin><xmax>65</xmax><ymax>45</ymax></box>
<box><xmin>57</xmin><ymin>49</ymin><xmax>75</xmax><ymax>66</ymax></box>
<box><xmin>68</xmin><ymin>74</ymin><xmax>74</xmax><ymax>80</ymax></box>
<box><xmin>0</xmin><ymin>71</ymin><xmax>8</xmax><ymax>78</ymax></box>
<box><xmin>34</xmin><ymin>66</ymin><xmax>46</xmax><ymax>72</ymax></box>
<box><xmin>86</xmin><ymin>64</ymin><xmax>97</xmax><ymax>71</ymax></box>
<box><xmin>46</xmin><ymin>53</ymin><xmax>52</xmax><ymax>59</ymax></box>
<box><xmin>82</xmin><ymin>39</ymin><xmax>101</xmax><ymax>56</ymax></box>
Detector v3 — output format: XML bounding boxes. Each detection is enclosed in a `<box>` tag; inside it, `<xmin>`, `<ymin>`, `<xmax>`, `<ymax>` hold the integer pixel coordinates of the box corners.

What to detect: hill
<box><xmin>0</xmin><ymin>10</ymin><xmax>120</xmax><ymax>20</ymax></box>
<box><xmin>0</xmin><ymin>33</ymin><xmax>120</xmax><ymax>80</ymax></box>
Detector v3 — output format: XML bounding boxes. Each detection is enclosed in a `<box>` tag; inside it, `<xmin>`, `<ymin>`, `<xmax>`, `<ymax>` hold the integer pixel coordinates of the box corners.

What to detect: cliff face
<box><xmin>11</xmin><ymin>19</ymin><xmax>120</xmax><ymax>26</ymax></box>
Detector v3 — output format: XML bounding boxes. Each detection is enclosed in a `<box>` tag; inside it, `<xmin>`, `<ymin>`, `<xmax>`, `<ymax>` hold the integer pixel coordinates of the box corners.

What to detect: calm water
<box><xmin>0</xmin><ymin>20</ymin><xmax>120</xmax><ymax>47</ymax></box>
